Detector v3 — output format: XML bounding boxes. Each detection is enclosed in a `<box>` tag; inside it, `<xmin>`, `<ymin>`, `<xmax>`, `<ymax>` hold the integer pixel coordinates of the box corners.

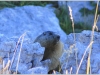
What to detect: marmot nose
<box><xmin>57</xmin><ymin>35</ymin><xmax>60</xmax><ymax>39</ymax></box>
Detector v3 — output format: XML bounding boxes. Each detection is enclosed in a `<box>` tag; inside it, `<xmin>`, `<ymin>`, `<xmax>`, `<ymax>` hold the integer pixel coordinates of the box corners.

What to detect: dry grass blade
<box><xmin>70</xmin><ymin>67</ymin><xmax>72</xmax><ymax>74</ymax></box>
<box><xmin>9</xmin><ymin>33</ymin><xmax>26</xmax><ymax>71</ymax></box>
<box><xmin>16</xmin><ymin>32</ymin><xmax>26</xmax><ymax>74</ymax></box>
<box><xmin>8</xmin><ymin>32</ymin><xmax>26</xmax><ymax>74</ymax></box>
<box><xmin>87</xmin><ymin>1</ymin><xmax>99</xmax><ymax>74</ymax></box>
<box><xmin>76</xmin><ymin>41</ymin><xmax>93</xmax><ymax>74</ymax></box>
<box><xmin>87</xmin><ymin>53</ymin><xmax>91</xmax><ymax>74</ymax></box>
<box><xmin>53</xmin><ymin>70</ymin><xmax>56</xmax><ymax>74</ymax></box>
<box><xmin>68</xmin><ymin>6</ymin><xmax>75</xmax><ymax>42</ymax></box>
<box><xmin>0</xmin><ymin>60</ymin><xmax>10</xmax><ymax>74</ymax></box>
<box><xmin>66</xmin><ymin>70</ymin><xmax>68</xmax><ymax>74</ymax></box>
<box><xmin>68</xmin><ymin>5</ymin><xmax>78</xmax><ymax>71</ymax></box>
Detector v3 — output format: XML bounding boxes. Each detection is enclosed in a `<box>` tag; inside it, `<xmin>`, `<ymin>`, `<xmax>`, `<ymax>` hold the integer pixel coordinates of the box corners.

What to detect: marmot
<box><xmin>34</xmin><ymin>31</ymin><xmax>63</xmax><ymax>73</ymax></box>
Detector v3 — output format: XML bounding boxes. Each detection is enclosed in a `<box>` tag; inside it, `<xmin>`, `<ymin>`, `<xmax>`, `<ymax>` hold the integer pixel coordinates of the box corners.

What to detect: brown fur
<box><xmin>34</xmin><ymin>31</ymin><xmax>63</xmax><ymax>72</ymax></box>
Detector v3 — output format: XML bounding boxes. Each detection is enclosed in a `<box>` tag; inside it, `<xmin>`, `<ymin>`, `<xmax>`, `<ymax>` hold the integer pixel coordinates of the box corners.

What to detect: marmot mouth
<box><xmin>56</xmin><ymin>40</ymin><xmax>60</xmax><ymax>43</ymax></box>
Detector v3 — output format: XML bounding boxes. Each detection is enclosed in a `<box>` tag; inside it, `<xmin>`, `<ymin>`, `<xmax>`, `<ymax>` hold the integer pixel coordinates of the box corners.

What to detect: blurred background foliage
<box><xmin>0</xmin><ymin>1</ymin><xmax>98</xmax><ymax>34</ymax></box>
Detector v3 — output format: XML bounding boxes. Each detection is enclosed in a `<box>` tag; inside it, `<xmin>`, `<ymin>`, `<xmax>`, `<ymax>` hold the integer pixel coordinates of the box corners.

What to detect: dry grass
<box><xmin>15</xmin><ymin>32</ymin><xmax>26</xmax><ymax>74</ymax></box>
<box><xmin>0</xmin><ymin>60</ymin><xmax>10</xmax><ymax>74</ymax></box>
<box><xmin>0</xmin><ymin>1</ymin><xmax>99</xmax><ymax>74</ymax></box>
<box><xmin>67</xmin><ymin>1</ymin><xmax>99</xmax><ymax>74</ymax></box>
<box><xmin>0</xmin><ymin>32</ymin><xmax>26</xmax><ymax>74</ymax></box>
<box><xmin>86</xmin><ymin>1</ymin><xmax>99</xmax><ymax>74</ymax></box>
<box><xmin>68</xmin><ymin>5</ymin><xmax>78</xmax><ymax>71</ymax></box>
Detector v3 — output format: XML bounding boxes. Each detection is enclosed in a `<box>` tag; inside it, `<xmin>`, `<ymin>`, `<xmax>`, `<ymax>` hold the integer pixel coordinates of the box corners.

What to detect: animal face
<box><xmin>34</xmin><ymin>31</ymin><xmax>60</xmax><ymax>47</ymax></box>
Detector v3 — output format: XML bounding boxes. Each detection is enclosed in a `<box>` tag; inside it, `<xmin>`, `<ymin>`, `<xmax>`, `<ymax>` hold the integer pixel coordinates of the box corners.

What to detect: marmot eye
<box><xmin>43</xmin><ymin>32</ymin><xmax>46</xmax><ymax>35</ymax></box>
<box><xmin>49</xmin><ymin>32</ymin><xmax>52</xmax><ymax>35</ymax></box>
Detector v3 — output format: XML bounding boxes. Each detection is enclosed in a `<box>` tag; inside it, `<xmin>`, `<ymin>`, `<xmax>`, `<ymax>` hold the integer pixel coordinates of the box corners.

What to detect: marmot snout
<box><xmin>34</xmin><ymin>31</ymin><xmax>63</xmax><ymax>72</ymax></box>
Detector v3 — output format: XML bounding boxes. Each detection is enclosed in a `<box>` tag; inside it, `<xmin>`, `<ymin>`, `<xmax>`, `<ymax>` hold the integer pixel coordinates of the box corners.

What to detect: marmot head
<box><xmin>34</xmin><ymin>31</ymin><xmax>60</xmax><ymax>48</ymax></box>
